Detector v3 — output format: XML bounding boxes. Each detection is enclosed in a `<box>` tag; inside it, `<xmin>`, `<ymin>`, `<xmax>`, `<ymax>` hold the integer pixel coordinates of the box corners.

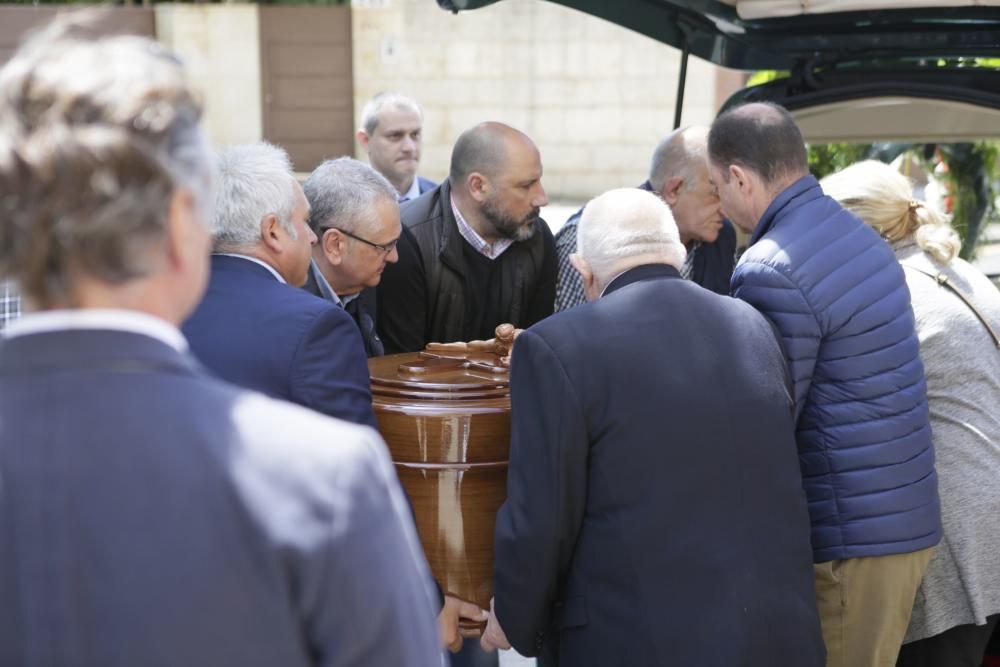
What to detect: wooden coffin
<box><xmin>369</xmin><ymin>349</ymin><xmax>511</xmax><ymax>615</ymax></box>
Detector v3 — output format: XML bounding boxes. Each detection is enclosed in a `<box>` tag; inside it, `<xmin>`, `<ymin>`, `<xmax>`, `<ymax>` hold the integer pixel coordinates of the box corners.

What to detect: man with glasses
<box><xmin>302</xmin><ymin>158</ymin><xmax>401</xmax><ymax>357</ymax></box>
<box><xmin>183</xmin><ymin>143</ymin><xmax>376</xmax><ymax>427</ymax></box>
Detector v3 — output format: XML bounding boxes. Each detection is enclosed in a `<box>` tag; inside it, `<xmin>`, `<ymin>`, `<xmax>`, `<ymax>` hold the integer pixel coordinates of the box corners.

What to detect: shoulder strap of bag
<box><xmin>902</xmin><ymin>261</ymin><xmax>1000</xmax><ymax>349</ymax></box>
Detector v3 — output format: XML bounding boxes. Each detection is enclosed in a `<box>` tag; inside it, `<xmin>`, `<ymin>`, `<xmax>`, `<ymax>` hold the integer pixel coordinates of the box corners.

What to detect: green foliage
<box><xmin>746</xmin><ymin>70</ymin><xmax>788</xmax><ymax>86</ymax></box>
<box><xmin>807</xmin><ymin>143</ymin><xmax>873</xmax><ymax>181</ymax></box>
<box><xmin>806</xmin><ymin>141</ymin><xmax>998</xmax><ymax>260</ymax></box>
<box><xmin>934</xmin><ymin>142</ymin><xmax>999</xmax><ymax>259</ymax></box>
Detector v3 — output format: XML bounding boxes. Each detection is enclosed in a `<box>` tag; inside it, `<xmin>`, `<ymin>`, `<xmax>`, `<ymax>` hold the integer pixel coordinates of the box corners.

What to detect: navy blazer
<box><xmin>0</xmin><ymin>327</ymin><xmax>441</xmax><ymax>666</ymax></box>
<box><xmin>494</xmin><ymin>264</ymin><xmax>824</xmax><ymax>666</ymax></box>
<box><xmin>303</xmin><ymin>262</ymin><xmax>384</xmax><ymax>358</ymax></box>
<box><xmin>183</xmin><ymin>255</ymin><xmax>375</xmax><ymax>428</ymax></box>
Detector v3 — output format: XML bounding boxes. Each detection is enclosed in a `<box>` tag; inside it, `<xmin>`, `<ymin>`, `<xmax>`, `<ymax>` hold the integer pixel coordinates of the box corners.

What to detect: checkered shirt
<box><xmin>680</xmin><ymin>241</ymin><xmax>702</xmax><ymax>280</ymax></box>
<box><xmin>0</xmin><ymin>280</ymin><xmax>22</xmax><ymax>332</ymax></box>
<box><xmin>554</xmin><ymin>208</ymin><xmax>586</xmax><ymax>312</ymax></box>
<box><xmin>451</xmin><ymin>195</ymin><xmax>514</xmax><ymax>260</ymax></box>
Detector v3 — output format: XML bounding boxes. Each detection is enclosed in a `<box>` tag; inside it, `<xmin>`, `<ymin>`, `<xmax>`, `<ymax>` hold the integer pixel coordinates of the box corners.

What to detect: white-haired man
<box><xmin>357</xmin><ymin>92</ymin><xmax>436</xmax><ymax>203</ymax></box>
<box><xmin>481</xmin><ymin>188</ymin><xmax>824</xmax><ymax>666</ymax></box>
<box><xmin>0</xmin><ymin>16</ymin><xmax>440</xmax><ymax>666</ymax></box>
<box><xmin>183</xmin><ymin>143</ymin><xmax>376</xmax><ymax>427</ymax></box>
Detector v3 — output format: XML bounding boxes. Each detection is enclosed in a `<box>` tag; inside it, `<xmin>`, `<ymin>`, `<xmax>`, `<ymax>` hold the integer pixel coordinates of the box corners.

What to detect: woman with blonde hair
<box><xmin>822</xmin><ymin>160</ymin><xmax>1000</xmax><ymax>667</ymax></box>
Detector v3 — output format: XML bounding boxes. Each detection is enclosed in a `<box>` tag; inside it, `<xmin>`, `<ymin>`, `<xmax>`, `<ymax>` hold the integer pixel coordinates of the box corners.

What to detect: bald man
<box><xmin>376</xmin><ymin>122</ymin><xmax>556</xmax><ymax>353</ymax></box>
<box><xmin>554</xmin><ymin>126</ymin><xmax>736</xmax><ymax>312</ymax></box>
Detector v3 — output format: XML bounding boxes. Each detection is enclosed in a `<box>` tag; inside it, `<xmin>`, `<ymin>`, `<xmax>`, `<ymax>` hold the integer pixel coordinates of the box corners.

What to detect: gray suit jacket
<box><xmin>0</xmin><ymin>327</ymin><xmax>440</xmax><ymax>667</ymax></box>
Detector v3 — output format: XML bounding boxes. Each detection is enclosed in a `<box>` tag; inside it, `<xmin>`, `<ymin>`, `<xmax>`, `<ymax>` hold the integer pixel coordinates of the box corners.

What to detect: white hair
<box><xmin>359</xmin><ymin>91</ymin><xmax>423</xmax><ymax>136</ymax></box>
<box><xmin>211</xmin><ymin>142</ymin><xmax>297</xmax><ymax>252</ymax></box>
<box><xmin>302</xmin><ymin>157</ymin><xmax>397</xmax><ymax>236</ymax></box>
<box><xmin>576</xmin><ymin>188</ymin><xmax>686</xmax><ymax>282</ymax></box>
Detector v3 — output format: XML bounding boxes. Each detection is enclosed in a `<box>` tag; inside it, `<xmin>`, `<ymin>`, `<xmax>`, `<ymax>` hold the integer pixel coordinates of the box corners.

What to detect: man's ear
<box><xmin>356</xmin><ymin>129</ymin><xmax>370</xmax><ymax>153</ymax></box>
<box><xmin>466</xmin><ymin>172</ymin><xmax>490</xmax><ymax>204</ymax></box>
<box><xmin>570</xmin><ymin>253</ymin><xmax>599</xmax><ymax>302</ymax></box>
<box><xmin>730</xmin><ymin>164</ymin><xmax>753</xmax><ymax>197</ymax></box>
<box><xmin>660</xmin><ymin>175</ymin><xmax>684</xmax><ymax>206</ymax></box>
<box><xmin>321</xmin><ymin>227</ymin><xmax>346</xmax><ymax>266</ymax></box>
<box><xmin>261</xmin><ymin>213</ymin><xmax>284</xmax><ymax>254</ymax></box>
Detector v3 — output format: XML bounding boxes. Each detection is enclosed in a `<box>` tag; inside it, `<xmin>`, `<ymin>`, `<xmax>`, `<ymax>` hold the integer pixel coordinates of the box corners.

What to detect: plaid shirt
<box><xmin>0</xmin><ymin>280</ymin><xmax>21</xmax><ymax>332</ymax></box>
<box><xmin>450</xmin><ymin>195</ymin><xmax>514</xmax><ymax>260</ymax></box>
<box><xmin>554</xmin><ymin>209</ymin><xmax>586</xmax><ymax>311</ymax></box>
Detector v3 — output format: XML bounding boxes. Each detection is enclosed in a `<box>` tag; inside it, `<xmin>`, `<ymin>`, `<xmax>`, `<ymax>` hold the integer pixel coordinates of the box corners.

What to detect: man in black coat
<box><xmin>481</xmin><ymin>188</ymin><xmax>825</xmax><ymax>667</ymax></box>
<box><xmin>554</xmin><ymin>126</ymin><xmax>736</xmax><ymax>311</ymax></box>
<box><xmin>377</xmin><ymin>122</ymin><xmax>556</xmax><ymax>354</ymax></box>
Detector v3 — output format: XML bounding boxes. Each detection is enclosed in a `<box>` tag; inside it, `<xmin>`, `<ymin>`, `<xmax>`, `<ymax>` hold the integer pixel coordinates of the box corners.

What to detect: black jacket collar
<box><xmin>603</xmin><ymin>263</ymin><xmax>681</xmax><ymax>297</ymax></box>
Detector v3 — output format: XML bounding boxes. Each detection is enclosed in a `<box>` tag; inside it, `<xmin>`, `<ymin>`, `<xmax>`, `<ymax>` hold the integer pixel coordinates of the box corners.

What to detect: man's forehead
<box><xmin>376</xmin><ymin>107</ymin><xmax>422</xmax><ymax>132</ymax></box>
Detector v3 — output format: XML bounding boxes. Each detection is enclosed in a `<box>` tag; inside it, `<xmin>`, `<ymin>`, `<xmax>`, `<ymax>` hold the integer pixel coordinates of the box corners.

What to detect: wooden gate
<box><xmin>0</xmin><ymin>6</ymin><xmax>154</xmax><ymax>67</ymax></box>
<box><xmin>259</xmin><ymin>6</ymin><xmax>354</xmax><ymax>173</ymax></box>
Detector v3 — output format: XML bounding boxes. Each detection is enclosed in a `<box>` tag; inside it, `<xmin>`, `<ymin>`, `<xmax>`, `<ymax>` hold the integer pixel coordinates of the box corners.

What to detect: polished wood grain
<box><xmin>370</xmin><ymin>351</ymin><xmax>511</xmax><ymax>611</ymax></box>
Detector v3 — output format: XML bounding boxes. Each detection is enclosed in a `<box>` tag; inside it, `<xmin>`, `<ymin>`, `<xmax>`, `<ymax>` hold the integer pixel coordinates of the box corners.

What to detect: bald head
<box><xmin>449</xmin><ymin>122</ymin><xmax>536</xmax><ymax>185</ymax></box>
<box><xmin>446</xmin><ymin>122</ymin><xmax>547</xmax><ymax>244</ymax></box>
<box><xmin>708</xmin><ymin>102</ymin><xmax>807</xmax><ymax>187</ymax></box>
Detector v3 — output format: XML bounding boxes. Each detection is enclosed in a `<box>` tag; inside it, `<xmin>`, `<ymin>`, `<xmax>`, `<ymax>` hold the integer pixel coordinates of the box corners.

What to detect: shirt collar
<box><xmin>399</xmin><ymin>176</ymin><xmax>422</xmax><ymax>203</ymax></box>
<box><xmin>215</xmin><ymin>253</ymin><xmax>286</xmax><ymax>284</ymax></box>
<box><xmin>4</xmin><ymin>309</ymin><xmax>188</xmax><ymax>351</ymax></box>
<box><xmin>308</xmin><ymin>259</ymin><xmax>342</xmax><ymax>306</ymax></box>
<box><xmin>450</xmin><ymin>194</ymin><xmax>514</xmax><ymax>260</ymax></box>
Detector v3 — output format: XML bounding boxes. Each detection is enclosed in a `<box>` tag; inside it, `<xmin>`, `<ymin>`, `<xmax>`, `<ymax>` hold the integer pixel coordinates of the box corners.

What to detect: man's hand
<box><xmin>438</xmin><ymin>595</ymin><xmax>489</xmax><ymax>653</ymax></box>
<box><xmin>480</xmin><ymin>597</ymin><xmax>512</xmax><ymax>652</ymax></box>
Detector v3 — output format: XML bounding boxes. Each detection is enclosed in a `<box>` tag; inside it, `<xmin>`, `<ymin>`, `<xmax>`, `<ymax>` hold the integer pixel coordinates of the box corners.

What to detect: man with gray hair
<box><xmin>481</xmin><ymin>188</ymin><xmax>823</xmax><ymax>665</ymax></box>
<box><xmin>357</xmin><ymin>91</ymin><xmax>436</xmax><ymax>202</ymax></box>
<box><xmin>303</xmin><ymin>157</ymin><xmax>401</xmax><ymax>357</ymax></box>
<box><xmin>183</xmin><ymin>143</ymin><xmax>376</xmax><ymax>427</ymax></box>
<box><xmin>554</xmin><ymin>126</ymin><xmax>736</xmax><ymax>311</ymax></box>
<box><xmin>0</xmin><ymin>16</ymin><xmax>440</xmax><ymax>667</ymax></box>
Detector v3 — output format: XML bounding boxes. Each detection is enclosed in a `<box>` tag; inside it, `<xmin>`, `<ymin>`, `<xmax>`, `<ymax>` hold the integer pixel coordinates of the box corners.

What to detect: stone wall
<box><xmin>155</xmin><ymin>5</ymin><xmax>263</xmax><ymax>149</ymax></box>
<box><xmin>352</xmin><ymin>0</ymin><xmax>744</xmax><ymax>200</ymax></box>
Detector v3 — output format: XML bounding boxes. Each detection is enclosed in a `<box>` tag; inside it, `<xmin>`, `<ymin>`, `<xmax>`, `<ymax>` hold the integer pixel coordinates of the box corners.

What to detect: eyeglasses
<box><xmin>324</xmin><ymin>227</ymin><xmax>400</xmax><ymax>255</ymax></box>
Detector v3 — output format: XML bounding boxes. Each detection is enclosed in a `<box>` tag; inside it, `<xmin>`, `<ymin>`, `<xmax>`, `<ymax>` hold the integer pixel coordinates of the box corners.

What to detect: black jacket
<box><xmin>494</xmin><ymin>264</ymin><xmax>825</xmax><ymax>666</ymax></box>
<box><xmin>377</xmin><ymin>180</ymin><xmax>556</xmax><ymax>353</ymax></box>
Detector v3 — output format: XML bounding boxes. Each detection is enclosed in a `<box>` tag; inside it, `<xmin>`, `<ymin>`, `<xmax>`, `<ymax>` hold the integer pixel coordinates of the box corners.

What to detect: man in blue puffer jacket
<box><xmin>708</xmin><ymin>102</ymin><xmax>941</xmax><ymax>667</ymax></box>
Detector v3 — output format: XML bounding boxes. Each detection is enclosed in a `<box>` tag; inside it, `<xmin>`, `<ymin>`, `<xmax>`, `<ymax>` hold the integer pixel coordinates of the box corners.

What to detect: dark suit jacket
<box><xmin>303</xmin><ymin>262</ymin><xmax>384</xmax><ymax>358</ymax></box>
<box><xmin>494</xmin><ymin>263</ymin><xmax>824</xmax><ymax>666</ymax></box>
<box><xmin>183</xmin><ymin>255</ymin><xmax>375</xmax><ymax>427</ymax></box>
<box><xmin>0</xmin><ymin>327</ymin><xmax>440</xmax><ymax>666</ymax></box>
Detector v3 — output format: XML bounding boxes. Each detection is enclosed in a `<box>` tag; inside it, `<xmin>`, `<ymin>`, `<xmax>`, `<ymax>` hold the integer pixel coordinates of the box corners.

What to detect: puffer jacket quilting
<box><xmin>732</xmin><ymin>175</ymin><xmax>941</xmax><ymax>563</ymax></box>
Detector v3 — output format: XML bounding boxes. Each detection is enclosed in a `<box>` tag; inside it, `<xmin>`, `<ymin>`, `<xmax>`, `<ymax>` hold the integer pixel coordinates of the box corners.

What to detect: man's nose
<box><xmin>308</xmin><ymin>227</ymin><xmax>318</xmax><ymax>245</ymax></box>
<box><xmin>386</xmin><ymin>244</ymin><xmax>399</xmax><ymax>264</ymax></box>
<box><xmin>533</xmin><ymin>183</ymin><xmax>549</xmax><ymax>208</ymax></box>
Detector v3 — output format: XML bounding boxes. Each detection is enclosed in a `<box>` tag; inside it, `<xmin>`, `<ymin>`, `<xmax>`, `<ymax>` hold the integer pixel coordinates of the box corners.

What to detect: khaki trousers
<box><xmin>814</xmin><ymin>547</ymin><xmax>934</xmax><ymax>667</ymax></box>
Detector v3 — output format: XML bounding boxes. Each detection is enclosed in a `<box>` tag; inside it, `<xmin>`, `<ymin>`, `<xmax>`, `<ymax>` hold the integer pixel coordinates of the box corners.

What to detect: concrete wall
<box><xmin>155</xmin><ymin>5</ymin><xmax>263</xmax><ymax>148</ymax></box>
<box><xmin>353</xmin><ymin>0</ymin><xmax>743</xmax><ymax>200</ymax></box>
